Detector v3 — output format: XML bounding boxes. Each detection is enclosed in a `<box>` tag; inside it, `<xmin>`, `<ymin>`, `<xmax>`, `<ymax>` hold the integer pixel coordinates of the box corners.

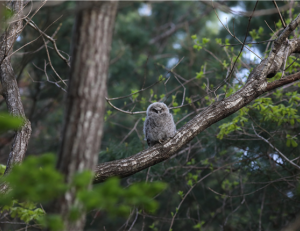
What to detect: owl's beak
<box><xmin>155</xmin><ymin>107</ymin><xmax>162</xmax><ymax>113</ymax></box>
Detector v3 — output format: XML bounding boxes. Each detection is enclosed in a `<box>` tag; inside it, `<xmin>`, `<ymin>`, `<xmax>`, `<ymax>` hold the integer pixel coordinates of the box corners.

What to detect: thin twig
<box><xmin>106</xmin><ymin>100</ymin><xmax>146</xmax><ymax>114</ymax></box>
<box><xmin>128</xmin><ymin>208</ymin><xmax>139</xmax><ymax>231</ymax></box>
<box><xmin>258</xmin><ymin>188</ymin><xmax>266</xmax><ymax>231</ymax></box>
<box><xmin>41</xmin><ymin>35</ymin><xmax>67</xmax><ymax>86</ymax></box>
<box><xmin>6</xmin><ymin>15</ymin><xmax>63</xmax><ymax>59</ymax></box>
<box><xmin>26</xmin><ymin>17</ymin><xmax>70</xmax><ymax>67</ymax></box>
<box><xmin>252</xmin><ymin>124</ymin><xmax>300</xmax><ymax>170</ymax></box>
<box><xmin>212</xmin><ymin>2</ymin><xmax>262</xmax><ymax>60</ymax></box>
<box><xmin>272</xmin><ymin>1</ymin><xmax>286</xmax><ymax>28</ymax></box>
<box><xmin>107</xmin><ymin>79</ymin><xmax>162</xmax><ymax>101</ymax></box>
<box><xmin>221</xmin><ymin>39</ymin><xmax>276</xmax><ymax>47</ymax></box>
<box><xmin>118</xmin><ymin>119</ymin><xmax>141</xmax><ymax>145</ymax></box>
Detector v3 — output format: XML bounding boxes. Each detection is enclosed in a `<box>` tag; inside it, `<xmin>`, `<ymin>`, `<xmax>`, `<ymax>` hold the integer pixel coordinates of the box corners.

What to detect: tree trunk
<box><xmin>53</xmin><ymin>1</ymin><xmax>118</xmax><ymax>230</ymax></box>
<box><xmin>0</xmin><ymin>0</ymin><xmax>31</xmax><ymax>193</ymax></box>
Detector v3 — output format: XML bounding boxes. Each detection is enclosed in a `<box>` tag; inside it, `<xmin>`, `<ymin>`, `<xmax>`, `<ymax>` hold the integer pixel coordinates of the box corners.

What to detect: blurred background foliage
<box><xmin>1</xmin><ymin>1</ymin><xmax>300</xmax><ymax>230</ymax></box>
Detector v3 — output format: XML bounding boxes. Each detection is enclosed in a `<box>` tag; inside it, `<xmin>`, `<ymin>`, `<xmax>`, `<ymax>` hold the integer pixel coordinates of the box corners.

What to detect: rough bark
<box><xmin>53</xmin><ymin>2</ymin><xmax>118</xmax><ymax>230</ymax></box>
<box><xmin>94</xmin><ymin>13</ymin><xmax>300</xmax><ymax>184</ymax></box>
<box><xmin>0</xmin><ymin>0</ymin><xmax>31</xmax><ymax>193</ymax></box>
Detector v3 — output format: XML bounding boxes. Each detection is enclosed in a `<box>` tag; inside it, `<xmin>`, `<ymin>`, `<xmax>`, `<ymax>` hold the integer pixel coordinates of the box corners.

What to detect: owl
<box><xmin>143</xmin><ymin>102</ymin><xmax>176</xmax><ymax>147</ymax></box>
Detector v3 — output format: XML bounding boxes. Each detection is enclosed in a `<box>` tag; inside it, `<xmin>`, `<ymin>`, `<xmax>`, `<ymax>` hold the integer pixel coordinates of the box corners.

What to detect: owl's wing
<box><xmin>145</xmin><ymin>118</ymin><xmax>155</xmax><ymax>147</ymax></box>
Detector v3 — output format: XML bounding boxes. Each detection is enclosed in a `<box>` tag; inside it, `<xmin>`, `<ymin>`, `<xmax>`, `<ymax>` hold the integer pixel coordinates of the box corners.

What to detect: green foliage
<box><xmin>217</xmin><ymin>108</ymin><xmax>249</xmax><ymax>139</ymax></box>
<box><xmin>215</xmin><ymin>38</ymin><xmax>222</xmax><ymax>45</ymax></box>
<box><xmin>131</xmin><ymin>89</ymin><xmax>139</xmax><ymax>101</ymax></box>
<box><xmin>249</xmin><ymin>27</ymin><xmax>264</xmax><ymax>40</ymax></box>
<box><xmin>285</xmin><ymin>56</ymin><xmax>300</xmax><ymax>74</ymax></box>
<box><xmin>0</xmin><ymin>154</ymin><xmax>167</xmax><ymax>230</ymax></box>
<box><xmin>178</xmin><ymin>191</ymin><xmax>184</xmax><ymax>199</ymax></box>
<box><xmin>0</xmin><ymin>164</ymin><xmax>5</xmax><ymax>176</ymax></box>
<box><xmin>193</xmin><ymin>221</ymin><xmax>205</xmax><ymax>230</ymax></box>
<box><xmin>221</xmin><ymin>179</ymin><xmax>239</xmax><ymax>191</ymax></box>
<box><xmin>196</xmin><ymin>64</ymin><xmax>205</xmax><ymax>79</ymax></box>
<box><xmin>186</xmin><ymin>172</ymin><xmax>199</xmax><ymax>187</ymax></box>
<box><xmin>187</xmin><ymin>158</ymin><xmax>195</xmax><ymax>165</ymax></box>
<box><xmin>3</xmin><ymin>7</ymin><xmax>14</xmax><ymax>19</ymax></box>
<box><xmin>192</xmin><ymin>35</ymin><xmax>210</xmax><ymax>51</ymax></box>
<box><xmin>107</xmin><ymin>110</ymin><xmax>112</xmax><ymax>116</ymax></box>
<box><xmin>104</xmin><ymin>110</ymin><xmax>112</xmax><ymax>121</ymax></box>
<box><xmin>77</xmin><ymin>177</ymin><xmax>167</xmax><ymax>216</ymax></box>
<box><xmin>38</xmin><ymin>215</ymin><xmax>64</xmax><ymax>231</ymax></box>
<box><xmin>171</xmin><ymin>95</ymin><xmax>181</xmax><ymax>115</ymax></box>
<box><xmin>0</xmin><ymin>112</ymin><xmax>23</xmax><ymax>133</ymax></box>
<box><xmin>252</xmin><ymin>98</ymin><xmax>300</xmax><ymax>126</ymax></box>
<box><xmin>202</xmin><ymin>38</ymin><xmax>210</xmax><ymax>45</ymax></box>
<box><xmin>275</xmin><ymin>19</ymin><xmax>283</xmax><ymax>29</ymax></box>
<box><xmin>0</xmin><ymin>154</ymin><xmax>67</xmax><ymax>204</ymax></box>
<box><xmin>2</xmin><ymin>200</ymin><xmax>45</xmax><ymax>224</ymax></box>
<box><xmin>158</xmin><ymin>74</ymin><xmax>165</xmax><ymax>81</ymax></box>
<box><xmin>149</xmin><ymin>222</ymin><xmax>158</xmax><ymax>231</ymax></box>
<box><xmin>150</xmin><ymin>89</ymin><xmax>154</xmax><ymax>96</ymax></box>
<box><xmin>286</xmin><ymin>134</ymin><xmax>298</xmax><ymax>148</ymax></box>
<box><xmin>222</xmin><ymin>60</ymin><xmax>229</xmax><ymax>69</ymax></box>
<box><xmin>273</xmin><ymin>89</ymin><xmax>283</xmax><ymax>99</ymax></box>
<box><xmin>185</xmin><ymin>97</ymin><xmax>192</xmax><ymax>104</ymax></box>
<box><xmin>286</xmin><ymin>91</ymin><xmax>300</xmax><ymax>106</ymax></box>
<box><xmin>218</xmin><ymin>94</ymin><xmax>300</xmax><ymax>139</ymax></box>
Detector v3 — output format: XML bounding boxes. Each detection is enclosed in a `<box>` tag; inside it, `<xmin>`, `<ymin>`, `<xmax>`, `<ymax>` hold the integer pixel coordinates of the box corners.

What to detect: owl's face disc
<box><xmin>147</xmin><ymin>102</ymin><xmax>169</xmax><ymax>116</ymax></box>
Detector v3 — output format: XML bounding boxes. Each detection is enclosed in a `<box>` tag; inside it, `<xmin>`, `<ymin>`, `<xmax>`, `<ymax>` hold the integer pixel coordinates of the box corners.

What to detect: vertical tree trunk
<box><xmin>54</xmin><ymin>1</ymin><xmax>118</xmax><ymax>230</ymax></box>
<box><xmin>0</xmin><ymin>0</ymin><xmax>32</xmax><ymax>193</ymax></box>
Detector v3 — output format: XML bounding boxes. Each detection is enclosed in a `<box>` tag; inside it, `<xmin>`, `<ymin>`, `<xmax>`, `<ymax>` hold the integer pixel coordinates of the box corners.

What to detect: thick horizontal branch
<box><xmin>93</xmin><ymin>14</ymin><xmax>300</xmax><ymax>184</ymax></box>
<box><xmin>94</xmin><ymin>71</ymin><xmax>300</xmax><ymax>183</ymax></box>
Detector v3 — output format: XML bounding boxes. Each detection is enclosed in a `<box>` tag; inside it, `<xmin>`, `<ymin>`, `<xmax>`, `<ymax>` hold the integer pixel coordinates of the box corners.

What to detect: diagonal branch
<box><xmin>94</xmin><ymin>14</ymin><xmax>300</xmax><ymax>184</ymax></box>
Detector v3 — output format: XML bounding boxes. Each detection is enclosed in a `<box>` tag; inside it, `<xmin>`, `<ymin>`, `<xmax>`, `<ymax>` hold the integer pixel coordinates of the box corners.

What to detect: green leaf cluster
<box><xmin>77</xmin><ymin>177</ymin><xmax>167</xmax><ymax>216</ymax></box>
<box><xmin>191</xmin><ymin>35</ymin><xmax>210</xmax><ymax>51</ymax></box>
<box><xmin>217</xmin><ymin>108</ymin><xmax>249</xmax><ymax>139</ymax></box>
<box><xmin>2</xmin><ymin>201</ymin><xmax>45</xmax><ymax>223</ymax></box>
<box><xmin>249</xmin><ymin>27</ymin><xmax>264</xmax><ymax>40</ymax></box>
<box><xmin>252</xmin><ymin>98</ymin><xmax>300</xmax><ymax>126</ymax></box>
<box><xmin>0</xmin><ymin>154</ymin><xmax>67</xmax><ymax>204</ymax></box>
<box><xmin>0</xmin><ymin>112</ymin><xmax>23</xmax><ymax>133</ymax></box>
<box><xmin>0</xmin><ymin>153</ymin><xmax>167</xmax><ymax>230</ymax></box>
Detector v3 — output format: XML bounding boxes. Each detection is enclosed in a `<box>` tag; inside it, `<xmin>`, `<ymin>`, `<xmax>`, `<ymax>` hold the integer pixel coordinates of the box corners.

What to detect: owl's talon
<box><xmin>158</xmin><ymin>139</ymin><xmax>164</xmax><ymax>144</ymax></box>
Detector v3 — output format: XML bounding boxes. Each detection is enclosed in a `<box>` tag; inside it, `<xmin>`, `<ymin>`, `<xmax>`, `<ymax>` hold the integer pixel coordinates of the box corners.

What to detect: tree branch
<box><xmin>94</xmin><ymin>14</ymin><xmax>300</xmax><ymax>184</ymax></box>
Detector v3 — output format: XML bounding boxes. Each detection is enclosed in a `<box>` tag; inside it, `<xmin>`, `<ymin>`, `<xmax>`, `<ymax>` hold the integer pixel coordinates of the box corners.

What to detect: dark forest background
<box><xmin>1</xmin><ymin>1</ymin><xmax>300</xmax><ymax>230</ymax></box>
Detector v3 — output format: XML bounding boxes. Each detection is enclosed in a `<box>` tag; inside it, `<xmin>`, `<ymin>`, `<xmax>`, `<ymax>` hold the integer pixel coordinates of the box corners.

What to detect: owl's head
<box><xmin>146</xmin><ymin>102</ymin><xmax>169</xmax><ymax>116</ymax></box>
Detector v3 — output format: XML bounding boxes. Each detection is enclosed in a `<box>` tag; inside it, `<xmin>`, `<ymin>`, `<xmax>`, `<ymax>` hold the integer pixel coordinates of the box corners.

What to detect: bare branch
<box><xmin>252</xmin><ymin>124</ymin><xmax>300</xmax><ymax>170</ymax></box>
<box><xmin>272</xmin><ymin>1</ymin><xmax>287</xmax><ymax>28</ymax></box>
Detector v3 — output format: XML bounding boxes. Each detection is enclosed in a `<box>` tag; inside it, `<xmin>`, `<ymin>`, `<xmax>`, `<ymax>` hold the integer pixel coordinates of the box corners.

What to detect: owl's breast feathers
<box><xmin>149</xmin><ymin>113</ymin><xmax>167</xmax><ymax>128</ymax></box>
<box><xmin>144</xmin><ymin>106</ymin><xmax>176</xmax><ymax>147</ymax></box>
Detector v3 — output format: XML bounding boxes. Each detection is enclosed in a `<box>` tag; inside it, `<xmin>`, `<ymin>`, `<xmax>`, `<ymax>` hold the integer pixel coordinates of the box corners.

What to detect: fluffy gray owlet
<box><xmin>143</xmin><ymin>102</ymin><xmax>176</xmax><ymax>147</ymax></box>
